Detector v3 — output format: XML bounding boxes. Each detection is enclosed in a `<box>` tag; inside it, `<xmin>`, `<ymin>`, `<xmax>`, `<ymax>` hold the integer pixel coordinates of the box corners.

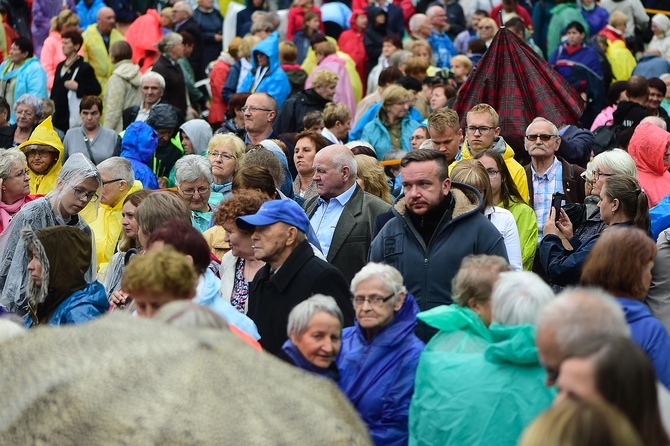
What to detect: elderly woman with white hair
<box><xmin>151</xmin><ymin>32</ymin><xmax>188</xmax><ymax>115</ymax></box>
<box><xmin>410</xmin><ymin>271</ymin><xmax>556</xmax><ymax>446</ymax></box>
<box><xmin>0</xmin><ymin>94</ymin><xmax>43</xmax><ymax>148</ymax></box>
<box><xmin>336</xmin><ymin>262</ymin><xmax>424</xmax><ymax>446</ymax></box>
<box><xmin>280</xmin><ymin>294</ymin><xmax>343</xmax><ymax>380</ymax></box>
<box><xmin>0</xmin><ymin>153</ymin><xmax>101</xmax><ymax>316</ymax></box>
<box><xmin>174</xmin><ymin>155</ymin><xmax>224</xmax><ymax>233</ymax></box>
<box><xmin>649</xmin><ymin>14</ymin><xmax>670</xmax><ymax>60</ymax></box>
<box><xmin>0</xmin><ymin>148</ymin><xmax>35</xmax><ymax>233</ymax></box>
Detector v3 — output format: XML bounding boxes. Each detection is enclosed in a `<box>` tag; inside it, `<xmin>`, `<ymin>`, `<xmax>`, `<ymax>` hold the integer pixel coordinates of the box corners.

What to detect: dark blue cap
<box><xmin>236</xmin><ymin>199</ymin><xmax>310</xmax><ymax>233</ymax></box>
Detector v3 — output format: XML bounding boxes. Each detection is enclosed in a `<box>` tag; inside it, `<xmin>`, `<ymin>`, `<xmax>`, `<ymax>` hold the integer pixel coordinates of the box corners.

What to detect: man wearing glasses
<box><xmin>523</xmin><ymin>117</ymin><xmax>585</xmax><ymax>242</ymax></box>
<box><xmin>460</xmin><ymin>103</ymin><xmax>530</xmax><ymax>201</ymax></box>
<box><xmin>242</xmin><ymin>92</ymin><xmax>277</xmax><ymax>144</ymax></box>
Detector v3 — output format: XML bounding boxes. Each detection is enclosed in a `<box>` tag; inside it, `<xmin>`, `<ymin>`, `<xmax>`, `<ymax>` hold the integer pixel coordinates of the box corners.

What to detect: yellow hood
<box><xmin>19</xmin><ymin>116</ymin><xmax>65</xmax><ymax>195</ymax></box>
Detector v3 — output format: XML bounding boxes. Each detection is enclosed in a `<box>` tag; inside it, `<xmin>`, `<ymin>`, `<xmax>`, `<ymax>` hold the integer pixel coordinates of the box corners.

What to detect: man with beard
<box><xmin>369</xmin><ymin>149</ymin><xmax>507</xmax><ymax>342</ymax></box>
<box><xmin>523</xmin><ymin>117</ymin><xmax>586</xmax><ymax>242</ymax></box>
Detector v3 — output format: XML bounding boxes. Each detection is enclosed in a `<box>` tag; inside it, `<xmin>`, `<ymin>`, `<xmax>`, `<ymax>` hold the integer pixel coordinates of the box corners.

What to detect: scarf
<box><xmin>0</xmin><ymin>197</ymin><xmax>26</xmax><ymax>233</ymax></box>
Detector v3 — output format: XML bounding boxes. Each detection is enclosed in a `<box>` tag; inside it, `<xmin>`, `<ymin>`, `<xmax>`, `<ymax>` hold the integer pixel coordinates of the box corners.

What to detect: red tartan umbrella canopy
<box><xmin>453</xmin><ymin>27</ymin><xmax>585</xmax><ymax>137</ymax></box>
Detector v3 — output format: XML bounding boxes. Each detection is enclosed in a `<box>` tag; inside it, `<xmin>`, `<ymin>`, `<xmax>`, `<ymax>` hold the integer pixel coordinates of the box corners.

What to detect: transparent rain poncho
<box><xmin>0</xmin><ymin>153</ymin><xmax>101</xmax><ymax>316</ymax></box>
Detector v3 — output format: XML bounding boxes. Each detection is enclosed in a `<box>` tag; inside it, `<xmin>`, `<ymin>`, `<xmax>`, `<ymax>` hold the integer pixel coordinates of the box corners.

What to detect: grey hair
<box><xmin>591</xmin><ymin>148</ymin><xmax>638</xmax><ymax>178</ymax></box>
<box><xmin>383</xmin><ymin>148</ymin><xmax>408</xmax><ymax>160</ymax></box>
<box><xmin>537</xmin><ymin>287</ymin><xmax>630</xmax><ymax>358</ymax></box>
<box><xmin>640</xmin><ymin>115</ymin><xmax>667</xmax><ymax>130</ymax></box>
<box><xmin>491</xmin><ymin>271</ymin><xmax>555</xmax><ymax>326</ymax></box>
<box><xmin>141</xmin><ymin>71</ymin><xmax>166</xmax><ymax>90</ymax></box>
<box><xmin>174</xmin><ymin>1</ymin><xmax>193</xmax><ymax>15</ymax></box>
<box><xmin>660</xmin><ymin>73</ymin><xmax>670</xmax><ymax>81</ymax></box>
<box><xmin>345</xmin><ymin>140</ymin><xmax>375</xmax><ymax>153</ymax></box>
<box><xmin>526</xmin><ymin>117</ymin><xmax>558</xmax><ymax>136</ymax></box>
<box><xmin>0</xmin><ymin>148</ymin><xmax>26</xmax><ymax>179</ymax></box>
<box><xmin>174</xmin><ymin>154</ymin><xmax>214</xmax><ymax>187</ymax></box>
<box><xmin>251</xmin><ymin>20</ymin><xmax>274</xmax><ymax>34</ymax></box>
<box><xmin>332</xmin><ymin>149</ymin><xmax>358</xmax><ymax>178</ymax></box>
<box><xmin>418</xmin><ymin>139</ymin><xmax>435</xmax><ymax>151</ymax></box>
<box><xmin>251</xmin><ymin>10</ymin><xmax>269</xmax><ymax>21</ymax></box>
<box><xmin>157</xmin><ymin>32</ymin><xmax>183</xmax><ymax>54</ymax></box>
<box><xmin>97</xmin><ymin>157</ymin><xmax>135</xmax><ymax>186</ymax></box>
<box><xmin>408</xmin><ymin>13</ymin><xmax>428</xmax><ymax>33</ymax></box>
<box><xmin>153</xmin><ymin>301</ymin><xmax>230</xmax><ymax>330</ymax></box>
<box><xmin>351</xmin><ymin>262</ymin><xmax>407</xmax><ymax>305</ymax></box>
<box><xmin>390</xmin><ymin>50</ymin><xmax>413</xmax><ymax>68</ymax></box>
<box><xmin>286</xmin><ymin>294</ymin><xmax>344</xmax><ymax>338</ymax></box>
<box><xmin>14</xmin><ymin>94</ymin><xmax>44</xmax><ymax>119</ymax></box>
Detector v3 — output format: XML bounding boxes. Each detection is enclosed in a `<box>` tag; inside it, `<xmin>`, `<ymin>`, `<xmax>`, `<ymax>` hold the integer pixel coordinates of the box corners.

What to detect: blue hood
<box><xmin>352</xmin><ymin>293</ymin><xmax>420</xmax><ymax>347</ymax></box>
<box><xmin>251</xmin><ymin>31</ymin><xmax>281</xmax><ymax>73</ymax></box>
<box><xmin>617</xmin><ymin>297</ymin><xmax>652</xmax><ymax>324</ymax></box>
<box><xmin>121</xmin><ymin>121</ymin><xmax>159</xmax><ymax>164</ymax></box>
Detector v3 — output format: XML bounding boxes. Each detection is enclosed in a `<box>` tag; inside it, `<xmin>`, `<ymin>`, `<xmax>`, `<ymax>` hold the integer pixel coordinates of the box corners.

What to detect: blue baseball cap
<box><xmin>236</xmin><ymin>199</ymin><xmax>310</xmax><ymax>234</ymax></box>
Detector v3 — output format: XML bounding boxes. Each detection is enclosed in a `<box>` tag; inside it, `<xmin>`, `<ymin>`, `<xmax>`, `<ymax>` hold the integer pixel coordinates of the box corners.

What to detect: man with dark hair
<box><xmin>647</xmin><ymin>77</ymin><xmax>670</xmax><ymax>129</ymax></box>
<box><xmin>613</xmin><ymin>75</ymin><xmax>651</xmax><ymax>131</ymax></box>
<box><xmin>370</xmin><ymin>149</ymin><xmax>508</xmax><ymax>341</ymax></box>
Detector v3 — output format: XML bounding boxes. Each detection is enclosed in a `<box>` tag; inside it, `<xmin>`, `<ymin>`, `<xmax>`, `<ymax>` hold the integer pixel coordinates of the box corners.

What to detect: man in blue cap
<box><xmin>237</xmin><ymin>199</ymin><xmax>354</xmax><ymax>356</ymax></box>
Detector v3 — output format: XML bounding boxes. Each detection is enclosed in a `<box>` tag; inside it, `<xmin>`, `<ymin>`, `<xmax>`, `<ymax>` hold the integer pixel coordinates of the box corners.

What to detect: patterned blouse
<box><xmin>230</xmin><ymin>257</ymin><xmax>249</xmax><ymax>313</ymax></box>
<box><xmin>292</xmin><ymin>176</ymin><xmax>319</xmax><ymax>201</ymax></box>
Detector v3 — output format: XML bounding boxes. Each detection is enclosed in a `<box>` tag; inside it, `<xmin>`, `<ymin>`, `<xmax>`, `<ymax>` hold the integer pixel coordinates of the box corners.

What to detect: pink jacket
<box><xmin>590</xmin><ymin>104</ymin><xmax>616</xmax><ymax>131</ymax></box>
<box><xmin>628</xmin><ymin>122</ymin><xmax>670</xmax><ymax>207</ymax></box>
<box><xmin>305</xmin><ymin>53</ymin><xmax>355</xmax><ymax>113</ymax></box>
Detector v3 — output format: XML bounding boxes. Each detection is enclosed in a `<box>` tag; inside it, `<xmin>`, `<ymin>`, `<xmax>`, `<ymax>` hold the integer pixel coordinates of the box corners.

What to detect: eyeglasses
<box><xmin>180</xmin><ymin>186</ymin><xmax>210</xmax><ymax>197</ymax></box>
<box><xmin>102</xmin><ymin>178</ymin><xmax>125</xmax><ymax>185</ymax></box>
<box><xmin>208</xmin><ymin>151</ymin><xmax>236</xmax><ymax>160</ymax></box>
<box><xmin>592</xmin><ymin>171</ymin><xmax>615</xmax><ymax>180</ymax></box>
<box><xmin>7</xmin><ymin>169</ymin><xmax>29</xmax><ymax>179</ymax></box>
<box><xmin>72</xmin><ymin>186</ymin><xmax>99</xmax><ymax>202</ymax></box>
<box><xmin>486</xmin><ymin>168</ymin><xmax>500</xmax><ymax>178</ymax></box>
<box><xmin>478</xmin><ymin>25</ymin><xmax>493</xmax><ymax>30</ymax></box>
<box><xmin>526</xmin><ymin>134</ymin><xmax>557</xmax><ymax>142</ymax></box>
<box><xmin>410</xmin><ymin>135</ymin><xmax>426</xmax><ymax>140</ymax></box>
<box><xmin>466</xmin><ymin>125</ymin><xmax>496</xmax><ymax>135</ymax></box>
<box><xmin>16</xmin><ymin>109</ymin><xmax>34</xmax><ymax>117</ymax></box>
<box><xmin>241</xmin><ymin>106</ymin><xmax>273</xmax><ymax>113</ymax></box>
<box><xmin>392</xmin><ymin>101</ymin><xmax>409</xmax><ymax>107</ymax></box>
<box><xmin>353</xmin><ymin>292</ymin><xmax>395</xmax><ymax>307</ymax></box>
<box><xmin>27</xmin><ymin>150</ymin><xmax>54</xmax><ymax>158</ymax></box>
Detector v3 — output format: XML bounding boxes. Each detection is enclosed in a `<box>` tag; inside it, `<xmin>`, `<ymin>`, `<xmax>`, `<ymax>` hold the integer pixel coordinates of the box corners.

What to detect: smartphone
<box><xmin>552</xmin><ymin>192</ymin><xmax>564</xmax><ymax>222</ymax></box>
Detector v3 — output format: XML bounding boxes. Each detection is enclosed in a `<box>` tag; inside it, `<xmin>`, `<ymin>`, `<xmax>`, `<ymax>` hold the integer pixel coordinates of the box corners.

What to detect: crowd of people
<box><xmin>0</xmin><ymin>0</ymin><xmax>670</xmax><ymax>442</ymax></box>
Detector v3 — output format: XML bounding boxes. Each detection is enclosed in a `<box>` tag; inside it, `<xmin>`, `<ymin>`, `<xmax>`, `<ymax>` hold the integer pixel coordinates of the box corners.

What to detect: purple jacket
<box><xmin>31</xmin><ymin>0</ymin><xmax>75</xmax><ymax>58</ymax></box>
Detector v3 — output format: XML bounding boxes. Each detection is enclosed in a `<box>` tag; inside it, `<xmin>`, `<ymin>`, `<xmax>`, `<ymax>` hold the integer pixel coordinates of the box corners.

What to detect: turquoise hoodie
<box><xmin>239</xmin><ymin>32</ymin><xmax>291</xmax><ymax>108</ymax></box>
<box><xmin>0</xmin><ymin>57</ymin><xmax>47</xmax><ymax>123</ymax></box>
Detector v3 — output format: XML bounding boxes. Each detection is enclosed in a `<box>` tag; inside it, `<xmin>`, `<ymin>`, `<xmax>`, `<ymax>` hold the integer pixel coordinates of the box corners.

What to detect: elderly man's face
<box><xmin>525</xmin><ymin>120</ymin><xmax>560</xmax><ymax>160</ymax></box>
<box><xmin>251</xmin><ymin>222</ymin><xmax>292</xmax><ymax>263</ymax></box>
<box><xmin>142</xmin><ymin>79</ymin><xmax>164</xmax><ymax>106</ymax></box>
<box><xmin>97</xmin><ymin>9</ymin><xmax>116</xmax><ymax>35</ymax></box>
<box><xmin>243</xmin><ymin>94</ymin><xmax>275</xmax><ymax>134</ymax></box>
<box><xmin>536</xmin><ymin>324</ymin><xmax>564</xmax><ymax>386</ymax></box>
<box><xmin>156</xmin><ymin>128</ymin><xmax>174</xmax><ymax>146</ymax></box>
<box><xmin>313</xmin><ymin>151</ymin><xmax>348</xmax><ymax>201</ymax></box>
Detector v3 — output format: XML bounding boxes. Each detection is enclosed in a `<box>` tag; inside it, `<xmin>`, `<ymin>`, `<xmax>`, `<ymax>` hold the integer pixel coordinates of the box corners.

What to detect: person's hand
<box><xmin>158</xmin><ymin>176</ymin><xmax>169</xmax><ymax>189</ymax></box>
<box><xmin>64</xmin><ymin>80</ymin><xmax>78</xmax><ymax>91</ymax></box>
<box><xmin>556</xmin><ymin>208</ymin><xmax>574</xmax><ymax>240</ymax></box>
<box><xmin>110</xmin><ymin>290</ymin><xmax>128</xmax><ymax>308</ymax></box>
<box><xmin>543</xmin><ymin>208</ymin><xmax>561</xmax><ymax>237</ymax></box>
<box><xmin>215</xmin><ymin>33</ymin><xmax>222</xmax><ymax>42</ymax></box>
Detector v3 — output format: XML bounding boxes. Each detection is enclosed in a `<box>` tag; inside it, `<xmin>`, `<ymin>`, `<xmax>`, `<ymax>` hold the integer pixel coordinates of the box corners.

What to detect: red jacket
<box><xmin>491</xmin><ymin>4</ymin><xmax>534</xmax><ymax>29</ymax></box>
<box><xmin>286</xmin><ymin>6</ymin><xmax>324</xmax><ymax>41</ymax></box>
<box><xmin>338</xmin><ymin>9</ymin><xmax>367</xmax><ymax>93</ymax></box>
<box><xmin>208</xmin><ymin>58</ymin><xmax>231</xmax><ymax>126</ymax></box>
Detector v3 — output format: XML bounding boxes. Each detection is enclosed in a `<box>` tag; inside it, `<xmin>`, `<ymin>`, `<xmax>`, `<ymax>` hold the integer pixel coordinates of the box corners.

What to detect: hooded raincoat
<box><xmin>239</xmin><ymin>32</ymin><xmax>291</xmax><ymax>109</ymax></box>
<box><xmin>22</xmin><ymin>225</ymin><xmax>108</xmax><ymax>327</ymax></box>
<box><xmin>546</xmin><ymin>3</ymin><xmax>590</xmax><ymax>56</ymax></box>
<box><xmin>82</xmin><ymin>24</ymin><xmax>126</xmax><ymax>92</ymax></box>
<box><xmin>75</xmin><ymin>0</ymin><xmax>105</xmax><ymax>29</ymax></box>
<box><xmin>120</xmin><ymin>121</ymin><xmax>159</xmax><ymax>189</ymax></box>
<box><xmin>337</xmin><ymin>9</ymin><xmax>367</xmax><ymax>91</ymax></box>
<box><xmin>123</xmin><ymin>9</ymin><xmax>162</xmax><ymax>73</ymax></box>
<box><xmin>18</xmin><ymin>116</ymin><xmax>64</xmax><ymax>196</ymax></box>
<box><xmin>306</xmin><ymin>53</ymin><xmax>357</xmax><ymax>113</ymax></box>
<box><xmin>409</xmin><ymin>320</ymin><xmax>555</xmax><ymax>446</ymax></box>
<box><xmin>360</xmin><ymin>108</ymin><xmax>422</xmax><ymax>159</ymax></box>
<box><xmin>81</xmin><ymin>180</ymin><xmax>143</xmax><ymax>269</ymax></box>
<box><xmin>628</xmin><ymin>122</ymin><xmax>670</xmax><ymax>207</ymax></box>
<box><xmin>179</xmin><ymin>119</ymin><xmax>213</xmax><ymax>156</ymax></box>
<box><xmin>650</xmin><ymin>14</ymin><xmax>670</xmax><ymax>65</ymax></box>
<box><xmin>337</xmin><ymin>294</ymin><xmax>425</xmax><ymax>446</ymax></box>
<box><xmin>0</xmin><ymin>57</ymin><xmax>47</xmax><ymax>123</ymax></box>
<box><xmin>0</xmin><ymin>153</ymin><xmax>100</xmax><ymax>316</ymax></box>
<box><xmin>104</xmin><ymin>60</ymin><xmax>142</xmax><ymax>133</ymax></box>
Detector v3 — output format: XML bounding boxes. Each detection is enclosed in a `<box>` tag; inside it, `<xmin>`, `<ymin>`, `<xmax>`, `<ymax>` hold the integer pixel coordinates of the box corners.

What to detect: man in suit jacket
<box><xmin>238</xmin><ymin>199</ymin><xmax>355</xmax><ymax>356</ymax></box>
<box><xmin>172</xmin><ymin>1</ymin><xmax>205</xmax><ymax>80</ymax></box>
<box><xmin>304</xmin><ymin>145</ymin><xmax>392</xmax><ymax>282</ymax></box>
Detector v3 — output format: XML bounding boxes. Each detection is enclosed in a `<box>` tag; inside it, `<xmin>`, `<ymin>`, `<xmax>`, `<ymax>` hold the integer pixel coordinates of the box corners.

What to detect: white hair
<box><xmin>537</xmin><ymin>287</ymin><xmax>630</xmax><ymax>357</ymax></box>
<box><xmin>591</xmin><ymin>148</ymin><xmax>638</xmax><ymax>178</ymax></box>
<box><xmin>0</xmin><ymin>148</ymin><xmax>27</xmax><ymax>179</ymax></box>
<box><xmin>640</xmin><ymin>116</ymin><xmax>667</xmax><ymax>130</ymax></box>
<box><xmin>286</xmin><ymin>294</ymin><xmax>343</xmax><ymax>338</ymax></box>
<box><xmin>174</xmin><ymin>154</ymin><xmax>214</xmax><ymax>186</ymax></box>
<box><xmin>97</xmin><ymin>157</ymin><xmax>135</xmax><ymax>186</ymax></box>
<box><xmin>526</xmin><ymin>117</ymin><xmax>558</xmax><ymax>136</ymax></box>
<box><xmin>409</xmin><ymin>13</ymin><xmax>428</xmax><ymax>33</ymax></box>
<box><xmin>491</xmin><ymin>271</ymin><xmax>555</xmax><ymax>326</ymax></box>
<box><xmin>141</xmin><ymin>71</ymin><xmax>166</xmax><ymax>90</ymax></box>
<box><xmin>350</xmin><ymin>262</ymin><xmax>407</xmax><ymax>305</ymax></box>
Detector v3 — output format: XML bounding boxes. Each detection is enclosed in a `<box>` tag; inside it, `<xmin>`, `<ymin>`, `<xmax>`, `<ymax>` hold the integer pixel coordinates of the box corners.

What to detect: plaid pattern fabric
<box><xmin>453</xmin><ymin>29</ymin><xmax>585</xmax><ymax>138</ymax></box>
<box><xmin>532</xmin><ymin>157</ymin><xmax>563</xmax><ymax>241</ymax></box>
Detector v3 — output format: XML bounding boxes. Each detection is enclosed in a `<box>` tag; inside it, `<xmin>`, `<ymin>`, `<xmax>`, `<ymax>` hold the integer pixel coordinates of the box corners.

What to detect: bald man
<box><xmin>303</xmin><ymin>145</ymin><xmax>392</xmax><ymax>282</ymax></box>
<box><xmin>82</xmin><ymin>7</ymin><xmax>125</xmax><ymax>91</ymax></box>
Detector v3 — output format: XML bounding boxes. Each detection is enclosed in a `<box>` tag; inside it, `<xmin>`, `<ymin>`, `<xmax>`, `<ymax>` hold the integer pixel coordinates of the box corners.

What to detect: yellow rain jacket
<box><xmin>82</xmin><ymin>179</ymin><xmax>143</xmax><ymax>270</ymax></box>
<box><xmin>606</xmin><ymin>40</ymin><xmax>636</xmax><ymax>83</ymax></box>
<box><xmin>18</xmin><ymin>116</ymin><xmax>64</xmax><ymax>196</ymax></box>
<box><xmin>82</xmin><ymin>24</ymin><xmax>125</xmax><ymax>93</ymax></box>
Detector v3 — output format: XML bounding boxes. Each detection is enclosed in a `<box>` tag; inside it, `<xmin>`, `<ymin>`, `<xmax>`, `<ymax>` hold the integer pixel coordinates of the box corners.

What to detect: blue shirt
<box><xmin>309</xmin><ymin>183</ymin><xmax>357</xmax><ymax>257</ymax></box>
<box><xmin>531</xmin><ymin>157</ymin><xmax>563</xmax><ymax>241</ymax></box>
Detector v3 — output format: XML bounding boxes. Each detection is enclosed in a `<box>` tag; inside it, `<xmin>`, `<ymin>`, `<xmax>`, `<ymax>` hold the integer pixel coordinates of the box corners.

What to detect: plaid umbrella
<box><xmin>453</xmin><ymin>28</ymin><xmax>585</xmax><ymax>138</ymax></box>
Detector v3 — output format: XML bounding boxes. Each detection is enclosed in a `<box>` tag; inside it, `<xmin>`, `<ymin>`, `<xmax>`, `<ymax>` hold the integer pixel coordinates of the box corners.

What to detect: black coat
<box><xmin>247</xmin><ymin>239</ymin><xmax>355</xmax><ymax>356</ymax></box>
<box><xmin>50</xmin><ymin>57</ymin><xmax>102</xmax><ymax>132</ymax></box>
<box><xmin>273</xmin><ymin>88</ymin><xmax>330</xmax><ymax>134</ymax></box>
<box><xmin>151</xmin><ymin>55</ymin><xmax>188</xmax><ymax>115</ymax></box>
<box><xmin>175</xmin><ymin>17</ymin><xmax>205</xmax><ymax>80</ymax></box>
